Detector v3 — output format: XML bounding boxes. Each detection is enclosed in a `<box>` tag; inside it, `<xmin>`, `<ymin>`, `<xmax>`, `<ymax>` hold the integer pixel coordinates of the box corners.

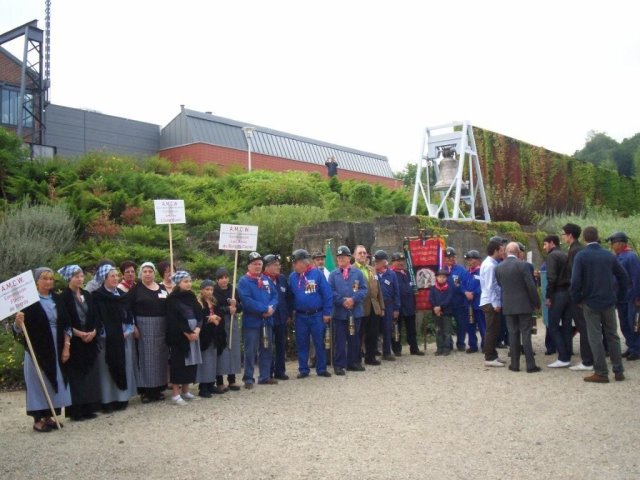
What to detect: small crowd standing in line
<box><xmin>12</xmin><ymin>223</ymin><xmax>640</xmax><ymax>432</ymax></box>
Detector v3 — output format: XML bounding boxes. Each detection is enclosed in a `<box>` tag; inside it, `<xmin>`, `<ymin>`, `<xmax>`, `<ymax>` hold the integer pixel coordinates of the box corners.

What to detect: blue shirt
<box><xmin>461</xmin><ymin>266</ymin><xmax>481</xmax><ymax>309</ymax></box>
<box><xmin>237</xmin><ymin>273</ymin><xmax>278</xmax><ymax>328</ymax></box>
<box><xmin>288</xmin><ymin>267</ymin><xmax>333</xmax><ymax>317</ymax></box>
<box><xmin>393</xmin><ymin>268</ymin><xmax>416</xmax><ymax>316</ymax></box>
<box><xmin>376</xmin><ymin>268</ymin><xmax>400</xmax><ymax>311</ymax></box>
<box><xmin>328</xmin><ymin>267</ymin><xmax>368</xmax><ymax>319</ymax></box>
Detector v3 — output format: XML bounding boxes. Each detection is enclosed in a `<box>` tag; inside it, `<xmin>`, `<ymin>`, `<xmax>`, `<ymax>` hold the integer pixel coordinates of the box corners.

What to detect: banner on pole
<box><xmin>154</xmin><ymin>199</ymin><xmax>186</xmax><ymax>224</ymax></box>
<box><xmin>0</xmin><ymin>271</ymin><xmax>39</xmax><ymax>321</ymax></box>
<box><xmin>219</xmin><ymin>224</ymin><xmax>259</xmax><ymax>251</ymax></box>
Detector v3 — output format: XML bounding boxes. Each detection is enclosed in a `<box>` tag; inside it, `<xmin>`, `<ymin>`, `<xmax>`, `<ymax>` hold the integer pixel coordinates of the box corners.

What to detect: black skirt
<box><xmin>169</xmin><ymin>348</ymin><xmax>197</xmax><ymax>384</ymax></box>
<box><xmin>66</xmin><ymin>359</ymin><xmax>101</xmax><ymax>417</ymax></box>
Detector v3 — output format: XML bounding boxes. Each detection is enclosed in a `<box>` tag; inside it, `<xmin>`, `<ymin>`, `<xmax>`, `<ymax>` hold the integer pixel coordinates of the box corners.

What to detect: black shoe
<box><xmin>544</xmin><ymin>351</ymin><xmax>556</xmax><ymax>356</ymax></box>
<box><xmin>626</xmin><ymin>353</ymin><xmax>640</xmax><ymax>361</ymax></box>
<box><xmin>102</xmin><ymin>405</ymin><xmax>114</xmax><ymax>414</ymax></box>
<box><xmin>434</xmin><ymin>351</ymin><xmax>443</xmax><ymax>356</ymax></box>
<box><xmin>71</xmin><ymin>415</ymin><xmax>85</xmax><ymax>422</ymax></box>
<box><xmin>317</xmin><ymin>371</ymin><xmax>332</xmax><ymax>377</ymax></box>
<box><xmin>466</xmin><ymin>348</ymin><xmax>478</xmax><ymax>354</ymax></box>
<box><xmin>382</xmin><ymin>355</ymin><xmax>396</xmax><ymax>361</ymax></box>
<box><xmin>274</xmin><ymin>374</ymin><xmax>290</xmax><ymax>380</ymax></box>
<box><xmin>347</xmin><ymin>364</ymin><xmax>365</xmax><ymax>371</ymax></box>
<box><xmin>496</xmin><ymin>342</ymin><xmax>507</xmax><ymax>349</ymax></box>
<box><xmin>442</xmin><ymin>351</ymin><xmax>451</xmax><ymax>356</ymax></box>
<box><xmin>375</xmin><ymin>350</ymin><xmax>382</xmax><ymax>356</ymax></box>
<box><xmin>83</xmin><ymin>413</ymin><xmax>98</xmax><ymax>420</ymax></box>
<box><xmin>393</xmin><ymin>351</ymin><xmax>402</xmax><ymax>357</ymax></box>
<box><xmin>297</xmin><ymin>372</ymin><xmax>309</xmax><ymax>379</ymax></box>
<box><xmin>457</xmin><ymin>345</ymin><xmax>465</xmax><ymax>352</ymax></box>
<box><xmin>622</xmin><ymin>350</ymin><xmax>630</xmax><ymax>358</ymax></box>
<box><xmin>365</xmin><ymin>359</ymin><xmax>381</xmax><ymax>366</ymax></box>
<box><xmin>198</xmin><ymin>390</ymin><xmax>212</xmax><ymax>398</ymax></box>
<box><xmin>527</xmin><ymin>366</ymin><xmax>542</xmax><ymax>373</ymax></box>
<box><xmin>334</xmin><ymin>368</ymin><xmax>346</xmax><ymax>376</ymax></box>
<box><xmin>508</xmin><ymin>366</ymin><xmax>520</xmax><ymax>372</ymax></box>
<box><xmin>228</xmin><ymin>384</ymin><xmax>241</xmax><ymax>391</ymax></box>
<box><xmin>410</xmin><ymin>350</ymin><xmax>425</xmax><ymax>356</ymax></box>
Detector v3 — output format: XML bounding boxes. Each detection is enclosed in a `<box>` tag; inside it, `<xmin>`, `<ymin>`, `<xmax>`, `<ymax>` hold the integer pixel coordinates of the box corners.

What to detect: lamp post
<box><xmin>242</xmin><ymin>126</ymin><xmax>256</xmax><ymax>172</ymax></box>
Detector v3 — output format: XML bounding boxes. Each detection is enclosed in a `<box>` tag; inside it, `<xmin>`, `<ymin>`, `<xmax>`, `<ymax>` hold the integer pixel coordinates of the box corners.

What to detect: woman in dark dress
<box><xmin>165</xmin><ymin>271</ymin><xmax>203</xmax><ymax>406</ymax></box>
<box><xmin>213</xmin><ymin>267</ymin><xmax>242</xmax><ymax>391</ymax></box>
<box><xmin>195</xmin><ymin>279</ymin><xmax>222</xmax><ymax>398</ymax></box>
<box><xmin>92</xmin><ymin>264</ymin><xmax>137</xmax><ymax>412</ymax></box>
<box><xmin>129</xmin><ymin>261</ymin><xmax>169</xmax><ymax>403</ymax></box>
<box><xmin>14</xmin><ymin>267</ymin><xmax>71</xmax><ymax>432</ymax></box>
<box><xmin>58</xmin><ymin>265</ymin><xmax>101</xmax><ymax>421</ymax></box>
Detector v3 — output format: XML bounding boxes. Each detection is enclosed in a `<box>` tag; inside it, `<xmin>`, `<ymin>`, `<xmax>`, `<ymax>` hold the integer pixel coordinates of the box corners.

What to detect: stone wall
<box><xmin>294</xmin><ymin>216</ymin><xmax>544</xmax><ymax>266</ymax></box>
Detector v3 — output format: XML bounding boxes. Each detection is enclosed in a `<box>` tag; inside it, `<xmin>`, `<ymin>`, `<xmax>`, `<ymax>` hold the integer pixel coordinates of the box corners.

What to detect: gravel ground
<box><xmin>1</xmin><ymin>333</ymin><xmax>639</xmax><ymax>480</ymax></box>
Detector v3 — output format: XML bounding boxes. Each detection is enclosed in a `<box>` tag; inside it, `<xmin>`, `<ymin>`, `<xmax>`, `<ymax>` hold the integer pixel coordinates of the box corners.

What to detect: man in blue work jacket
<box><xmin>237</xmin><ymin>252</ymin><xmax>278</xmax><ymax>389</ymax></box>
<box><xmin>328</xmin><ymin>245</ymin><xmax>368</xmax><ymax>375</ymax></box>
<box><xmin>443</xmin><ymin>247</ymin><xmax>470</xmax><ymax>351</ymax></box>
<box><xmin>374</xmin><ymin>250</ymin><xmax>400</xmax><ymax>360</ymax></box>
<box><xmin>263</xmin><ymin>254</ymin><xmax>290</xmax><ymax>381</ymax></box>
<box><xmin>288</xmin><ymin>249</ymin><xmax>333</xmax><ymax>378</ymax></box>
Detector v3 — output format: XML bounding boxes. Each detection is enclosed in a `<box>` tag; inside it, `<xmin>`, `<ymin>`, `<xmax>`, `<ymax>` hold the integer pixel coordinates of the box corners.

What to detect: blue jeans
<box><xmin>548</xmin><ymin>290</ymin><xmax>573</xmax><ymax>362</ymax></box>
<box><xmin>243</xmin><ymin>326</ymin><xmax>273</xmax><ymax>384</ymax></box>
<box><xmin>617</xmin><ymin>301</ymin><xmax>640</xmax><ymax>355</ymax></box>
<box><xmin>295</xmin><ymin>313</ymin><xmax>328</xmax><ymax>375</ymax></box>
<box><xmin>271</xmin><ymin>323</ymin><xmax>287</xmax><ymax>377</ymax></box>
<box><xmin>333</xmin><ymin>316</ymin><xmax>361</xmax><ymax>368</ymax></box>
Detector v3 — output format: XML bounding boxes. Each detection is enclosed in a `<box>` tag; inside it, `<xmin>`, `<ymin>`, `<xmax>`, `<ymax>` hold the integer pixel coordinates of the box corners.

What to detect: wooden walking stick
<box><xmin>21</xmin><ymin>320</ymin><xmax>62</xmax><ymax>430</ymax></box>
<box><xmin>228</xmin><ymin>249</ymin><xmax>239</xmax><ymax>350</ymax></box>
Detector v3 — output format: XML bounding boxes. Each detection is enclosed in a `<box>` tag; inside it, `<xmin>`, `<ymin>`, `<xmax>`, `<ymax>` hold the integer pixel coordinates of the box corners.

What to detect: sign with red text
<box><xmin>0</xmin><ymin>271</ymin><xmax>39</xmax><ymax>321</ymax></box>
<box><xmin>154</xmin><ymin>199</ymin><xmax>186</xmax><ymax>224</ymax></box>
<box><xmin>219</xmin><ymin>224</ymin><xmax>259</xmax><ymax>251</ymax></box>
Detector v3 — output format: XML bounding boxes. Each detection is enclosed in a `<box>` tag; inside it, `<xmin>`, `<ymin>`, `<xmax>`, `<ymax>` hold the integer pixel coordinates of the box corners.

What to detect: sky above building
<box><xmin>1</xmin><ymin>0</ymin><xmax>638</xmax><ymax>172</ymax></box>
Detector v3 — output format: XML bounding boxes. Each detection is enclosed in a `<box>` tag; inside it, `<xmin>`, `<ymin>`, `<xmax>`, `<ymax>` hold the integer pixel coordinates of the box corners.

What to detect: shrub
<box><xmin>176</xmin><ymin>160</ymin><xmax>201</xmax><ymax>176</ymax></box>
<box><xmin>120</xmin><ymin>205</ymin><xmax>144</xmax><ymax>225</ymax></box>
<box><xmin>0</xmin><ymin>325</ymin><xmax>24</xmax><ymax>389</ymax></box>
<box><xmin>0</xmin><ymin>202</ymin><xmax>76</xmax><ymax>280</ymax></box>
<box><xmin>86</xmin><ymin>209</ymin><xmax>121</xmax><ymax>239</ymax></box>
<box><xmin>139</xmin><ymin>155</ymin><xmax>172</xmax><ymax>175</ymax></box>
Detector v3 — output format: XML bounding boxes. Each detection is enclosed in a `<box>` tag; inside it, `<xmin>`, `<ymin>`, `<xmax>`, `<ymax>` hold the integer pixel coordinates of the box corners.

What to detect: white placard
<box><xmin>219</xmin><ymin>224</ymin><xmax>259</xmax><ymax>251</ymax></box>
<box><xmin>0</xmin><ymin>271</ymin><xmax>39</xmax><ymax>321</ymax></box>
<box><xmin>526</xmin><ymin>251</ymin><xmax>533</xmax><ymax>264</ymax></box>
<box><xmin>154</xmin><ymin>199</ymin><xmax>186</xmax><ymax>224</ymax></box>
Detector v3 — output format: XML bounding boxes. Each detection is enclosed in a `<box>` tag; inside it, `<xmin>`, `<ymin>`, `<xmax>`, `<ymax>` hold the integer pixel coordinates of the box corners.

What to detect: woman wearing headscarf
<box><xmin>14</xmin><ymin>267</ymin><xmax>72</xmax><ymax>432</ymax></box>
<box><xmin>92</xmin><ymin>263</ymin><xmax>137</xmax><ymax>413</ymax></box>
<box><xmin>195</xmin><ymin>279</ymin><xmax>222</xmax><ymax>398</ymax></box>
<box><xmin>128</xmin><ymin>261</ymin><xmax>169</xmax><ymax>403</ymax></box>
<box><xmin>165</xmin><ymin>270</ymin><xmax>203</xmax><ymax>406</ymax></box>
<box><xmin>214</xmin><ymin>267</ymin><xmax>242</xmax><ymax>391</ymax></box>
<box><xmin>58</xmin><ymin>265</ymin><xmax>101</xmax><ymax>421</ymax></box>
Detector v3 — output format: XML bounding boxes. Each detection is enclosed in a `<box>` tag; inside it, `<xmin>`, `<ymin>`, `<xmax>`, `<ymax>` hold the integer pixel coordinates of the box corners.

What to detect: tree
<box><xmin>0</xmin><ymin>128</ymin><xmax>27</xmax><ymax>200</ymax></box>
<box><xmin>574</xmin><ymin>130</ymin><xmax>618</xmax><ymax>166</ymax></box>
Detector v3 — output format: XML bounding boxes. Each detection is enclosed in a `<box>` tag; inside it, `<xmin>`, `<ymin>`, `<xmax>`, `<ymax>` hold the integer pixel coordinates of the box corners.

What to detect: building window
<box><xmin>0</xmin><ymin>87</ymin><xmax>33</xmax><ymax>127</ymax></box>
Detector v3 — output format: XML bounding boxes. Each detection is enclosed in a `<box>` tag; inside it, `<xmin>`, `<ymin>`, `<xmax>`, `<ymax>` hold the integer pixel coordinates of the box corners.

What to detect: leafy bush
<box><xmin>0</xmin><ymin>324</ymin><xmax>24</xmax><ymax>389</ymax></box>
<box><xmin>0</xmin><ymin>203</ymin><xmax>76</xmax><ymax>280</ymax></box>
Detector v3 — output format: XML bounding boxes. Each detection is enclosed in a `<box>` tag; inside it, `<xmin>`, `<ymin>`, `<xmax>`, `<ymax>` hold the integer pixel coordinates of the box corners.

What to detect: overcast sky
<box><xmin>1</xmin><ymin>0</ymin><xmax>638</xmax><ymax>172</ymax></box>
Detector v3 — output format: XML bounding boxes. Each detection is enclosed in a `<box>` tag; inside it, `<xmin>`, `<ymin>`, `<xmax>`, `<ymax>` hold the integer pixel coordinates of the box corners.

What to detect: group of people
<box><xmin>12</xmin><ymin>223</ymin><xmax>639</xmax><ymax>433</ymax></box>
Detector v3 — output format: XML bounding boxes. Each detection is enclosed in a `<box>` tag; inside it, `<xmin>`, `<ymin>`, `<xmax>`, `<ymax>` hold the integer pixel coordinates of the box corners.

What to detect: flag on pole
<box><xmin>325</xmin><ymin>240</ymin><xmax>336</xmax><ymax>272</ymax></box>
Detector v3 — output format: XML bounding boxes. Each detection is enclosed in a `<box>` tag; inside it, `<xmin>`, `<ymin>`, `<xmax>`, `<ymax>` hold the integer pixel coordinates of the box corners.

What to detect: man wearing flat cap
<box><xmin>312</xmin><ymin>251</ymin><xmax>330</xmax><ymax>281</ymax></box>
<box><xmin>607</xmin><ymin>232</ymin><xmax>640</xmax><ymax>361</ymax></box>
<box><xmin>461</xmin><ymin>250</ymin><xmax>485</xmax><ymax>353</ymax></box>
<box><xmin>443</xmin><ymin>247</ymin><xmax>470</xmax><ymax>352</ymax></box>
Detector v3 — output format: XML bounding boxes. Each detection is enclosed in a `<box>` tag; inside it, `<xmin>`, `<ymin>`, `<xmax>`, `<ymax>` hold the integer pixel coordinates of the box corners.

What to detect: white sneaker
<box><xmin>181</xmin><ymin>392</ymin><xmax>196</xmax><ymax>401</ymax></box>
<box><xmin>569</xmin><ymin>363</ymin><xmax>594</xmax><ymax>371</ymax></box>
<box><xmin>485</xmin><ymin>359</ymin><xmax>505</xmax><ymax>367</ymax></box>
<box><xmin>497</xmin><ymin>358</ymin><xmax>507</xmax><ymax>364</ymax></box>
<box><xmin>548</xmin><ymin>360</ymin><xmax>571</xmax><ymax>368</ymax></box>
<box><xmin>172</xmin><ymin>395</ymin><xmax>187</xmax><ymax>406</ymax></box>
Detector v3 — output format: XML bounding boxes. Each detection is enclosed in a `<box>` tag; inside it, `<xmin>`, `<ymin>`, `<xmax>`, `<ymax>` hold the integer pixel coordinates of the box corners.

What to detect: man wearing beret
<box><xmin>237</xmin><ymin>252</ymin><xmax>278</xmax><ymax>389</ymax></box>
<box><xmin>390</xmin><ymin>252</ymin><xmax>424</xmax><ymax>356</ymax></box>
<box><xmin>606</xmin><ymin>232</ymin><xmax>640</xmax><ymax>361</ymax></box>
<box><xmin>263</xmin><ymin>254</ymin><xmax>291</xmax><ymax>381</ymax></box>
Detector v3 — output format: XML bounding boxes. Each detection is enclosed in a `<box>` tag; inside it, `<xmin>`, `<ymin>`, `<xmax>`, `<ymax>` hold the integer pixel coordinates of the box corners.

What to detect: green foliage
<box><xmin>575</xmin><ymin>130</ymin><xmax>640</xmax><ymax>177</ymax></box>
<box><xmin>138</xmin><ymin>155</ymin><xmax>173</xmax><ymax>175</ymax></box>
<box><xmin>0</xmin><ymin>326</ymin><xmax>24</xmax><ymax>389</ymax></box>
<box><xmin>235</xmin><ymin>205</ymin><xmax>329</xmax><ymax>258</ymax></box>
<box><xmin>0</xmin><ymin>128</ymin><xmax>27</xmax><ymax>200</ymax></box>
<box><xmin>176</xmin><ymin>160</ymin><xmax>201</xmax><ymax>176</ymax></box>
<box><xmin>0</xmin><ymin>203</ymin><xmax>76</xmax><ymax>280</ymax></box>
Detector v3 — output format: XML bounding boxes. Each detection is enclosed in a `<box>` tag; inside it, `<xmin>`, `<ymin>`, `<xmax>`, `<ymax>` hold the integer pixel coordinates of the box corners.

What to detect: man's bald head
<box><xmin>505</xmin><ymin>242</ymin><xmax>520</xmax><ymax>256</ymax></box>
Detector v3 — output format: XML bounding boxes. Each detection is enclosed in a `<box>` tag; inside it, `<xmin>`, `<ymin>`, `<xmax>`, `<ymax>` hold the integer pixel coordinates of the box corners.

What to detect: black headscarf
<box><xmin>59</xmin><ymin>287</ymin><xmax>99</xmax><ymax>374</ymax></box>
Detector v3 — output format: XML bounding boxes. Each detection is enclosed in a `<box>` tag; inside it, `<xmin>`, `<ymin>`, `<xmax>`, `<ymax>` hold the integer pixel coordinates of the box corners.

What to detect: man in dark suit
<box><xmin>570</xmin><ymin>226</ymin><xmax>629</xmax><ymax>383</ymax></box>
<box><xmin>495</xmin><ymin>242</ymin><xmax>541</xmax><ymax>373</ymax></box>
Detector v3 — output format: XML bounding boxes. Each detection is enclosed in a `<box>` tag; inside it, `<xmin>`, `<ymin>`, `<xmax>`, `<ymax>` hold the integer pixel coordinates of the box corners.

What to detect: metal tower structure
<box><xmin>0</xmin><ymin>20</ymin><xmax>48</xmax><ymax>145</ymax></box>
<box><xmin>410</xmin><ymin>121</ymin><xmax>490</xmax><ymax>221</ymax></box>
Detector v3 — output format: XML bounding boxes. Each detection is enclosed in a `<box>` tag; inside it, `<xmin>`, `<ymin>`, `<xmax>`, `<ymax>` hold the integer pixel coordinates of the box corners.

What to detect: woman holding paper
<box><xmin>58</xmin><ymin>265</ymin><xmax>101</xmax><ymax>421</ymax></box>
<box><xmin>14</xmin><ymin>267</ymin><xmax>72</xmax><ymax>432</ymax></box>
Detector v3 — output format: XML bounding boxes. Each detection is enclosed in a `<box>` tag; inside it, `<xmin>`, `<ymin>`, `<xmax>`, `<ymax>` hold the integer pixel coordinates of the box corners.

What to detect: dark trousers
<box><xmin>361</xmin><ymin>313</ymin><xmax>381</xmax><ymax>361</ymax></box>
<box><xmin>271</xmin><ymin>323</ymin><xmax>287</xmax><ymax>377</ymax></box>
<box><xmin>583</xmin><ymin>305</ymin><xmax>623</xmax><ymax>377</ymax></box>
<box><xmin>381</xmin><ymin>304</ymin><xmax>394</xmax><ymax>356</ymax></box>
<box><xmin>334</xmin><ymin>317</ymin><xmax>361</xmax><ymax>368</ymax></box>
<box><xmin>571</xmin><ymin>301</ymin><xmax>594</xmax><ymax>366</ymax></box>
<box><xmin>481</xmin><ymin>304</ymin><xmax>500</xmax><ymax>361</ymax></box>
<box><xmin>506</xmin><ymin>314</ymin><xmax>536</xmax><ymax>370</ymax></box>
<box><xmin>453</xmin><ymin>306</ymin><xmax>468</xmax><ymax>348</ymax></box>
<box><xmin>548</xmin><ymin>290</ymin><xmax>574</xmax><ymax>362</ymax></box>
<box><xmin>393</xmin><ymin>313</ymin><xmax>419</xmax><ymax>353</ymax></box>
